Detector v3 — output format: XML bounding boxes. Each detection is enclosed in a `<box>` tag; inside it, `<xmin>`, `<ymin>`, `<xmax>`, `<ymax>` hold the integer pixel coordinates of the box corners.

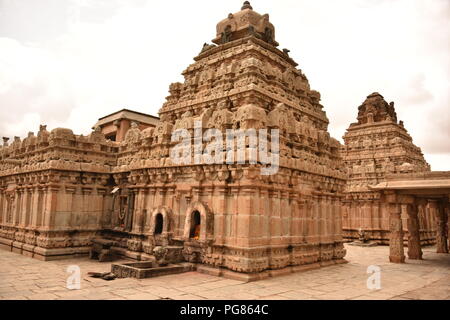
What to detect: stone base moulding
<box><xmin>196</xmin><ymin>259</ymin><xmax>348</xmax><ymax>282</ymax></box>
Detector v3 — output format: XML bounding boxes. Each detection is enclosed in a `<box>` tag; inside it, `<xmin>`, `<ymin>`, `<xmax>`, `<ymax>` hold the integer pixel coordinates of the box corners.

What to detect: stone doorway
<box><xmin>154</xmin><ymin>213</ymin><xmax>163</xmax><ymax>235</ymax></box>
<box><xmin>189</xmin><ymin>211</ymin><xmax>201</xmax><ymax>240</ymax></box>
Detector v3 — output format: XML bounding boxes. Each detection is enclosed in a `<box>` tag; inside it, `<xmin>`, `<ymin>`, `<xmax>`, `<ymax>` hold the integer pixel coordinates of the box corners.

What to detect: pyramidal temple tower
<box><xmin>111</xmin><ymin>1</ymin><xmax>347</xmax><ymax>279</ymax></box>
<box><xmin>0</xmin><ymin>2</ymin><xmax>348</xmax><ymax>279</ymax></box>
<box><xmin>341</xmin><ymin>92</ymin><xmax>435</xmax><ymax>244</ymax></box>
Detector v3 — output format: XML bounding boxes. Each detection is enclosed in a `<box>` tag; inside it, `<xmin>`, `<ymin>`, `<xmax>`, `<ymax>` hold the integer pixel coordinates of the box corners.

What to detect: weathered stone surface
<box><xmin>0</xmin><ymin>2</ymin><xmax>347</xmax><ymax>277</ymax></box>
<box><xmin>341</xmin><ymin>93</ymin><xmax>435</xmax><ymax>245</ymax></box>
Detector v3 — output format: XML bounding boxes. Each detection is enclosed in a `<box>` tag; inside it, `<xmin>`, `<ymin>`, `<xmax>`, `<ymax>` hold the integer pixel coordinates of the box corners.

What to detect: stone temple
<box><xmin>341</xmin><ymin>93</ymin><xmax>436</xmax><ymax>245</ymax></box>
<box><xmin>0</xmin><ymin>2</ymin><xmax>448</xmax><ymax>281</ymax></box>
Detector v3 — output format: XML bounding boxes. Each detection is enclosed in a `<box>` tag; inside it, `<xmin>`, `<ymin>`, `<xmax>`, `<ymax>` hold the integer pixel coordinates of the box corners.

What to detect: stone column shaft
<box><xmin>389</xmin><ymin>202</ymin><xmax>405</xmax><ymax>263</ymax></box>
<box><xmin>406</xmin><ymin>203</ymin><xmax>422</xmax><ymax>260</ymax></box>
<box><xmin>430</xmin><ymin>200</ymin><xmax>448</xmax><ymax>253</ymax></box>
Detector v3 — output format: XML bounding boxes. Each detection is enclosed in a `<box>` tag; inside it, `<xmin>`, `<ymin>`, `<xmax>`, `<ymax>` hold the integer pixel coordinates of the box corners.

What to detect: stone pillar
<box><xmin>430</xmin><ymin>200</ymin><xmax>448</xmax><ymax>253</ymax></box>
<box><xmin>116</xmin><ymin>119</ymin><xmax>131</xmax><ymax>142</ymax></box>
<box><xmin>406</xmin><ymin>203</ymin><xmax>422</xmax><ymax>260</ymax></box>
<box><xmin>132</xmin><ymin>188</ymin><xmax>147</xmax><ymax>233</ymax></box>
<box><xmin>447</xmin><ymin>198</ymin><xmax>450</xmax><ymax>251</ymax></box>
<box><xmin>417</xmin><ymin>203</ymin><xmax>425</xmax><ymax>232</ymax></box>
<box><xmin>0</xmin><ymin>190</ymin><xmax>4</xmax><ymax>224</ymax></box>
<box><xmin>387</xmin><ymin>192</ymin><xmax>405</xmax><ymax>263</ymax></box>
<box><xmin>14</xmin><ymin>189</ymin><xmax>23</xmax><ymax>226</ymax></box>
<box><xmin>425</xmin><ymin>204</ymin><xmax>436</xmax><ymax>239</ymax></box>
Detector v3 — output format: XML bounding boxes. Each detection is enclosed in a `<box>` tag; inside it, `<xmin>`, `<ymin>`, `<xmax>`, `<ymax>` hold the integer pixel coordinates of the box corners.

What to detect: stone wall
<box><xmin>0</xmin><ymin>126</ymin><xmax>116</xmax><ymax>260</ymax></box>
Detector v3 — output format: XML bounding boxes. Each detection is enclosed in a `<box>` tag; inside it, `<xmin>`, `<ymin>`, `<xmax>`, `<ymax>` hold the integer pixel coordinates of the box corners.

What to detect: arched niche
<box><xmin>149</xmin><ymin>206</ymin><xmax>173</xmax><ymax>236</ymax></box>
<box><xmin>154</xmin><ymin>213</ymin><xmax>163</xmax><ymax>235</ymax></box>
<box><xmin>183</xmin><ymin>201</ymin><xmax>213</xmax><ymax>241</ymax></box>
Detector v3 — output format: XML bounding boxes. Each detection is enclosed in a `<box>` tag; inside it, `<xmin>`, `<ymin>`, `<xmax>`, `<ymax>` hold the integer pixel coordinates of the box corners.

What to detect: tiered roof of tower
<box><xmin>131</xmin><ymin>1</ymin><xmax>346</xmax><ymax>185</ymax></box>
<box><xmin>341</xmin><ymin>92</ymin><xmax>430</xmax><ymax>192</ymax></box>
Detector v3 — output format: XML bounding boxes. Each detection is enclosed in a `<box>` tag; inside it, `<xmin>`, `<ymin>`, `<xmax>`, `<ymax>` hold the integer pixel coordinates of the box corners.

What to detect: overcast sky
<box><xmin>0</xmin><ymin>0</ymin><xmax>448</xmax><ymax>170</ymax></box>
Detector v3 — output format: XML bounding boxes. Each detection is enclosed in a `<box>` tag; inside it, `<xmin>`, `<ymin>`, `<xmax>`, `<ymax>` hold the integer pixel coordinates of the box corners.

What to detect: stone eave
<box><xmin>369</xmin><ymin>179</ymin><xmax>450</xmax><ymax>191</ymax></box>
<box><xmin>160</xmin><ymin>85</ymin><xmax>328</xmax><ymax>124</ymax></box>
<box><xmin>194</xmin><ymin>36</ymin><xmax>298</xmax><ymax>67</ymax></box>
<box><xmin>94</xmin><ymin>109</ymin><xmax>160</xmax><ymax>129</ymax></box>
<box><xmin>346</xmin><ymin>120</ymin><xmax>405</xmax><ymax>132</ymax></box>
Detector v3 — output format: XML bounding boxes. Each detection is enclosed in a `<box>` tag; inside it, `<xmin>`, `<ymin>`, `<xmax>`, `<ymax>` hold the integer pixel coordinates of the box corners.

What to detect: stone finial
<box><xmin>2</xmin><ymin>137</ymin><xmax>9</xmax><ymax>146</ymax></box>
<box><xmin>213</xmin><ymin>1</ymin><xmax>278</xmax><ymax>47</ymax></box>
<box><xmin>357</xmin><ymin>92</ymin><xmax>398</xmax><ymax>124</ymax></box>
<box><xmin>242</xmin><ymin>1</ymin><xmax>253</xmax><ymax>10</ymax></box>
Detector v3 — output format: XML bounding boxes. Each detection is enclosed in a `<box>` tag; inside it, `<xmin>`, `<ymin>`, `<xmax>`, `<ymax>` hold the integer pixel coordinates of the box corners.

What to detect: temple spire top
<box><xmin>241</xmin><ymin>1</ymin><xmax>253</xmax><ymax>10</ymax></box>
<box><xmin>213</xmin><ymin>2</ymin><xmax>279</xmax><ymax>46</ymax></box>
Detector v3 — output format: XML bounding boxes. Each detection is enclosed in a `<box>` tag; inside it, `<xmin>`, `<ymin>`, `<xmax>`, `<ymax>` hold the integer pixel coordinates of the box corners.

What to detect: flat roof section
<box><xmin>94</xmin><ymin>109</ymin><xmax>160</xmax><ymax>129</ymax></box>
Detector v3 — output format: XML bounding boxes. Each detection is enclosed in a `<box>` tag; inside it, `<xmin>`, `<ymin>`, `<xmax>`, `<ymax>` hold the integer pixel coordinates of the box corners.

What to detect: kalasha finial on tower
<box><xmin>213</xmin><ymin>1</ymin><xmax>278</xmax><ymax>47</ymax></box>
<box><xmin>242</xmin><ymin>1</ymin><xmax>253</xmax><ymax>10</ymax></box>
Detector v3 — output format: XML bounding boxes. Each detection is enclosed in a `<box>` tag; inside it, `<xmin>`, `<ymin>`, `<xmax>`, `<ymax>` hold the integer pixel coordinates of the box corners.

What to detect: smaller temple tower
<box><xmin>341</xmin><ymin>93</ymin><xmax>435</xmax><ymax>244</ymax></box>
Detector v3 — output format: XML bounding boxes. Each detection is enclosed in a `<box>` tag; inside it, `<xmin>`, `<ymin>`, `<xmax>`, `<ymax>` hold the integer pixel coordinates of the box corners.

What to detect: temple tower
<box><xmin>109</xmin><ymin>2</ymin><xmax>347</xmax><ymax>280</ymax></box>
<box><xmin>0</xmin><ymin>2</ymin><xmax>348</xmax><ymax>278</ymax></box>
<box><xmin>341</xmin><ymin>92</ymin><xmax>435</xmax><ymax>244</ymax></box>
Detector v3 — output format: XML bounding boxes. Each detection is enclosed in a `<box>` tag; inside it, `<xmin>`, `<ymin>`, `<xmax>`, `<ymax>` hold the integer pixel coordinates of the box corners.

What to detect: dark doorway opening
<box><xmin>190</xmin><ymin>210</ymin><xmax>201</xmax><ymax>239</ymax></box>
<box><xmin>154</xmin><ymin>213</ymin><xmax>163</xmax><ymax>234</ymax></box>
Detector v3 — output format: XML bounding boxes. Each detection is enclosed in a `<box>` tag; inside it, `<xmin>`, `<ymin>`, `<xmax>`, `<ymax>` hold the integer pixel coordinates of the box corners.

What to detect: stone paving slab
<box><xmin>0</xmin><ymin>244</ymin><xmax>449</xmax><ymax>300</ymax></box>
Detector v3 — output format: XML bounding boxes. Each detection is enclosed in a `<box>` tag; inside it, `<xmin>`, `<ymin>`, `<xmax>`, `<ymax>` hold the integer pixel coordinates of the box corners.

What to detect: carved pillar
<box><xmin>19</xmin><ymin>187</ymin><xmax>28</xmax><ymax>227</ymax></box>
<box><xmin>406</xmin><ymin>203</ymin><xmax>422</xmax><ymax>260</ymax></box>
<box><xmin>417</xmin><ymin>203</ymin><xmax>425</xmax><ymax>233</ymax></box>
<box><xmin>132</xmin><ymin>188</ymin><xmax>145</xmax><ymax>233</ymax></box>
<box><xmin>363</xmin><ymin>200</ymin><xmax>372</xmax><ymax>230</ymax></box>
<box><xmin>23</xmin><ymin>187</ymin><xmax>33</xmax><ymax>227</ymax></box>
<box><xmin>317</xmin><ymin>196</ymin><xmax>324</xmax><ymax>243</ymax></box>
<box><xmin>43</xmin><ymin>186</ymin><xmax>60</xmax><ymax>228</ymax></box>
<box><xmin>14</xmin><ymin>188</ymin><xmax>23</xmax><ymax>226</ymax></box>
<box><xmin>290</xmin><ymin>192</ymin><xmax>300</xmax><ymax>244</ymax></box>
<box><xmin>334</xmin><ymin>196</ymin><xmax>343</xmax><ymax>242</ymax></box>
<box><xmin>311</xmin><ymin>195</ymin><xmax>320</xmax><ymax>243</ymax></box>
<box><xmin>125</xmin><ymin>189</ymin><xmax>136</xmax><ymax>232</ymax></box>
<box><xmin>350</xmin><ymin>201</ymin><xmax>356</xmax><ymax>231</ymax></box>
<box><xmin>387</xmin><ymin>192</ymin><xmax>405</xmax><ymax>263</ymax></box>
<box><xmin>302</xmin><ymin>199</ymin><xmax>311</xmax><ymax>242</ymax></box>
<box><xmin>447</xmin><ymin>197</ymin><xmax>450</xmax><ymax>251</ymax></box>
<box><xmin>214</xmin><ymin>185</ymin><xmax>228</xmax><ymax>246</ymax></box>
<box><xmin>96</xmin><ymin>187</ymin><xmax>107</xmax><ymax>228</ymax></box>
<box><xmin>0</xmin><ymin>190</ymin><xmax>3</xmax><ymax>224</ymax></box>
<box><xmin>430</xmin><ymin>200</ymin><xmax>448</xmax><ymax>253</ymax></box>
<box><xmin>424</xmin><ymin>204</ymin><xmax>432</xmax><ymax>241</ymax></box>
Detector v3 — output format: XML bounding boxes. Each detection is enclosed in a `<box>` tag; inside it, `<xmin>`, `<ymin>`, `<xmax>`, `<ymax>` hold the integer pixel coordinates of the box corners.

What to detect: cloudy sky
<box><xmin>0</xmin><ymin>0</ymin><xmax>448</xmax><ymax>170</ymax></box>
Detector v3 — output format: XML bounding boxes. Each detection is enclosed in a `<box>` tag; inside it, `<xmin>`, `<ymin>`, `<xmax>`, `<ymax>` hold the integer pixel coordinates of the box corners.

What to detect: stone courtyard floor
<box><xmin>0</xmin><ymin>244</ymin><xmax>449</xmax><ymax>300</ymax></box>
